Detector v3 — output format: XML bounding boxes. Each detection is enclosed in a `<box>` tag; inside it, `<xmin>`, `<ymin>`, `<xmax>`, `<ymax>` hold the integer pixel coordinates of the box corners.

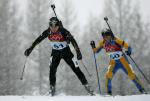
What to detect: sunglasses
<box><xmin>49</xmin><ymin>21</ymin><xmax>59</xmax><ymax>26</ymax></box>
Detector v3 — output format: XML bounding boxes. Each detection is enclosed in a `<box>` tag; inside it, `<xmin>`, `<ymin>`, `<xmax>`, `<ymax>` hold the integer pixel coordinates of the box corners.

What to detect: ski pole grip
<box><xmin>90</xmin><ymin>41</ymin><xmax>96</xmax><ymax>48</ymax></box>
<box><xmin>104</xmin><ymin>16</ymin><xmax>108</xmax><ymax>21</ymax></box>
<box><xmin>51</xmin><ymin>4</ymin><xmax>55</xmax><ymax>10</ymax></box>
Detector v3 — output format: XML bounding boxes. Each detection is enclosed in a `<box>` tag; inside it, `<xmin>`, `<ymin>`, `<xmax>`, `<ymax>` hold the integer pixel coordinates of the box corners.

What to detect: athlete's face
<box><xmin>103</xmin><ymin>35</ymin><xmax>112</xmax><ymax>41</ymax></box>
<box><xmin>50</xmin><ymin>26</ymin><xmax>59</xmax><ymax>33</ymax></box>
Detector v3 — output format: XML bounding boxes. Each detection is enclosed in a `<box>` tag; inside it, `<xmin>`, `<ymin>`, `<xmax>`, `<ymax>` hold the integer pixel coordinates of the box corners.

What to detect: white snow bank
<box><xmin>0</xmin><ymin>95</ymin><xmax>149</xmax><ymax>101</ymax></box>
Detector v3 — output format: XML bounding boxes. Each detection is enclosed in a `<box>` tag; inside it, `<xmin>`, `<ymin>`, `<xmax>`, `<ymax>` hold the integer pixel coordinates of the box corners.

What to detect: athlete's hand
<box><xmin>90</xmin><ymin>41</ymin><xmax>96</xmax><ymax>48</ymax></box>
<box><xmin>24</xmin><ymin>47</ymin><xmax>33</xmax><ymax>56</ymax></box>
<box><xmin>125</xmin><ymin>47</ymin><xmax>132</xmax><ymax>56</ymax></box>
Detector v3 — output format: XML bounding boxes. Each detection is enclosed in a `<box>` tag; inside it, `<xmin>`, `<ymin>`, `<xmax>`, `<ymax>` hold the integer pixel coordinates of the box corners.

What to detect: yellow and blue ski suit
<box><xmin>94</xmin><ymin>37</ymin><xmax>144</xmax><ymax>94</ymax></box>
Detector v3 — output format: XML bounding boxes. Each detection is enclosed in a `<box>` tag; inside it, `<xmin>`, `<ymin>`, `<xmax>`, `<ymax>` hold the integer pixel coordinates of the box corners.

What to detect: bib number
<box><xmin>54</xmin><ymin>44</ymin><xmax>64</xmax><ymax>49</ymax></box>
<box><xmin>109</xmin><ymin>52</ymin><xmax>123</xmax><ymax>60</ymax></box>
<box><xmin>51</xmin><ymin>42</ymin><xmax>68</xmax><ymax>50</ymax></box>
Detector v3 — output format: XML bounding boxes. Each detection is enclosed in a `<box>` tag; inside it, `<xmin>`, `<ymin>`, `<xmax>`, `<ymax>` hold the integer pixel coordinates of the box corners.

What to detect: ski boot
<box><xmin>107</xmin><ymin>91</ymin><xmax>112</xmax><ymax>95</ymax></box>
<box><xmin>84</xmin><ymin>84</ymin><xmax>94</xmax><ymax>96</ymax></box>
<box><xmin>139</xmin><ymin>88</ymin><xmax>147</xmax><ymax>94</ymax></box>
<box><xmin>49</xmin><ymin>85</ymin><xmax>55</xmax><ymax>96</ymax></box>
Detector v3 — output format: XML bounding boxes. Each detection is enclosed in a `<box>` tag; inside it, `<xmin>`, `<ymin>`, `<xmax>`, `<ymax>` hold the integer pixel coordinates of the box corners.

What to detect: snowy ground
<box><xmin>0</xmin><ymin>95</ymin><xmax>150</xmax><ymax>101</ymax></box>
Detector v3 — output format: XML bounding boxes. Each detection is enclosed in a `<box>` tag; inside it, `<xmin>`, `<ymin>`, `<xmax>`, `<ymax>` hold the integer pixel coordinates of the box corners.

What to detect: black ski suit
<box><xmin>26</xmin><ymin>27</ymin><xmax>88</xmax><ymax>87</ymax></box>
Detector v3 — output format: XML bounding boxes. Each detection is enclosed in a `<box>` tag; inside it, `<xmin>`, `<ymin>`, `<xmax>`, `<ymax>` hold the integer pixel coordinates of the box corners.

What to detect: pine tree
<box><xmin>0</xmin><ymin>0</ymin><xmax>21</xmax><ymax>95</ymax></box>
<box><xmin>25</xmin><ymin>0</ymin><xmax>50</xmax><ymax>95</ymax></box>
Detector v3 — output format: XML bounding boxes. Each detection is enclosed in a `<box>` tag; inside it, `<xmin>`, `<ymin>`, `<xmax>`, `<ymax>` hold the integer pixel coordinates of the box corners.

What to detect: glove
<box><xmin>77</xmin><ymin>51</ymin><xmax>82</xmax><ymax>60</ymax></box>
<box><xmin>90</xmin><ymin>41</ymin><xmax>96</xmax><ymax>48</ymax></box>
<box><xmin>125</xmin><ymin>47</ymin><xmax>132</xmax><ymax>56</ymax></box>
<box><xmin>24</xmin><ymin>47</ymin><xmax>33</xmax><ymax>56</ymax></box>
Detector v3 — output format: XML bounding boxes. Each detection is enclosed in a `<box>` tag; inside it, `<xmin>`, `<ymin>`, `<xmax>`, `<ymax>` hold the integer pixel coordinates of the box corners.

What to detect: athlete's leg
<box><xmin>120</xmin><ymin>57</ymin><xmax>145</xmax><ymax>93</ymax></box>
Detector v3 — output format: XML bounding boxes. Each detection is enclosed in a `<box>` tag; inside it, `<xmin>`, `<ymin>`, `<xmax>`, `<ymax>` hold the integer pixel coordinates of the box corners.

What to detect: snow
<box><xmin>0</xmin><ymin>95</ymin><xmax>150</xmax><ymax>101</ymax></box>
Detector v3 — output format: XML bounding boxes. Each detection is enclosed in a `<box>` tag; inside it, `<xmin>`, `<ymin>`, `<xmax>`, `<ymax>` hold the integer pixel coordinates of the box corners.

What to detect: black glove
<box><xmin>125</xmin><ymin>47</ymin><xmax>132</xmax><ymax>56</ymax></box>
<box><xmin>24</xmin><ymin>47</ymin><xmax>33</xmax><ymax>56</ymax></box>
<box><xmin>77</xmin><ymin>51</ymin><xmax>82</xmax><ymax>60</ymax></box>
<box><xmin>90</xmin><ymin>41</ymin><xmax>96</xmax><ymax>48</ymax></box>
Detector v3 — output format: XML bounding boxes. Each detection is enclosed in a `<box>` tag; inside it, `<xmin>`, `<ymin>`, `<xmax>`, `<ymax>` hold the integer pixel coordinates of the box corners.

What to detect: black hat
<box><xmin>101</xmin><ymin>28</ymin><xmax>114</xmax><ymax>37</ymax></box>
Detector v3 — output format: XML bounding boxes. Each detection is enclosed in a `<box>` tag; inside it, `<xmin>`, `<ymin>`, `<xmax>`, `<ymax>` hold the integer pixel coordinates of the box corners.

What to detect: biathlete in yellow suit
<box><xmin>93</xmin><ymin>28</ymin><xmax>145</xmax><ymax>95</ymax></box>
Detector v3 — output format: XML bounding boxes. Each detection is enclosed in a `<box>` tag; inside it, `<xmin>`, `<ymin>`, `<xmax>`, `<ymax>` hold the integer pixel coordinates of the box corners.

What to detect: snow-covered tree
<box><xmin>0</xmin><ymin>0</ymin><xmax>21</xmax><ymax>95</ymax></box>
<box><xmin>24</xmin><ymin>0</ymin><xmax>51</xmax><ymax>95</ymax></box>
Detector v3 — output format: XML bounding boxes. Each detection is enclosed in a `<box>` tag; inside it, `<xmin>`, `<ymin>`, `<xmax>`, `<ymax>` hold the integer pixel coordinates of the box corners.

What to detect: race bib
<box><xmin>50</xmin><ymin>42</ymin><xmax>68</xmax><ymax>50</ymax></box>
<box><xmin>72</xmin><ymin>57</ymin><xmax>79</xmax><ymax>68</ymax></box>
<box><xmin>108</xmin><ymin>51</ymin><xmax>123</xmax><ymax>60</ymax></box>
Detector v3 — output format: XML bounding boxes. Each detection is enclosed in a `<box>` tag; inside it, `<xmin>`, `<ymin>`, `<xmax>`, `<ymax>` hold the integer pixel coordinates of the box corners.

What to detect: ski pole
<box><xmin>128</xmin><ymin>55</ymin><xmax>150</xmax><ymax>84</ymax></box>
<box><xmin>80</xmin><ymin>60</ymin><xmax>92</xmax><ymax>77</ymax></box>
<box><xmin>90</xmin><ymin>41</ymin><xmax>101</xmax><ymax>94</ymax></box>
<box><xmin>50</xmin><ymin>4</ymin><xmax>63</xmax><ymax>27</ymax></box>
<box><xmin>104</xmin><ymin>17</ymin><xmax>112</xmax><ymax>32</ymax></box>
<box><xmin>20</xmin><ymin>56</ymin><xmax>28</xmax><ymax>80</ymax></box>
<box><xmin>104</xmin><ymin>16</ymin><xmax>115</xmax><ymax>38</ymax></box>
<box><xmin>51</xmin><ymin>4</ymin><xmax>58</xmax><ymax>19</ymax></box>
